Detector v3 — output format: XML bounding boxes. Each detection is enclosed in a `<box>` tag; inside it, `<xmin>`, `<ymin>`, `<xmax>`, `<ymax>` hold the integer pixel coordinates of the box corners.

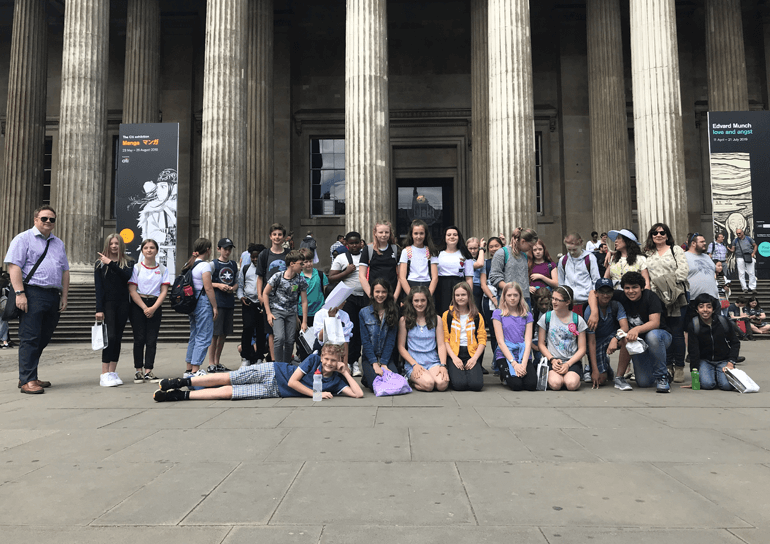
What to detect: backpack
<box><xmin>543</xmin><ymin>310</ymin><xmax>580</xmax><ymax>344</ymax></box>
<box><xmin>363</xmin><ymin>243</ymin><xmax>400</xmax><ymax>282</ymax></box>
<box><xmin>170</xmin><ymin>261</ymin><xmax>203</xmax><ymax>314</ymax></box>
<box><xmin>300</xmin><ymin>237</ymin><xmax>317</xmax><ymax>251</ymax></box>
<box><xmin>690</xmin><ymin>315</ymin><xmax>735</xmax><ymax>338</ymax></box>
<box><xmin>561</xmin><ymin>253</ymin><xmax>592</xmax><ymax>272</ymax></box>
<box><xmin>405</xmin><ymin>245</ymin><xmax>433</xmax><ymax>280</ymax></box>
<box><xmin>444</xmin><ymin>311</ymin><xmax>481</xmax><ymax>342</ymax></box>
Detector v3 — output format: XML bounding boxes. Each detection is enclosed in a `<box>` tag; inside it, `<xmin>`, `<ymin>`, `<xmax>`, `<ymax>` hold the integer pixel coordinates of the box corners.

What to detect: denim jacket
<box><xmin>359</xmin><ymin>305</ymin><xmax>397</xmax><ymax>364</ymax></box>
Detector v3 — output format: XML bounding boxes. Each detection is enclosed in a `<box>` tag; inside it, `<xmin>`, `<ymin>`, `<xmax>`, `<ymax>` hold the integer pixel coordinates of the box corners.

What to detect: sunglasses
<box><xmin>652</xmin><ymin>230</ymin><xmax>666</xmax><ymax>236</ymax></box>
<box><xmin>689</xmin><ymin>232</ymin><xmax>701</xmax><ymax>244</ymax></box>
<box><xmin>38</xmin><ymin>216</ymin><xmax>56</xmax><ymax>223</ymax></box>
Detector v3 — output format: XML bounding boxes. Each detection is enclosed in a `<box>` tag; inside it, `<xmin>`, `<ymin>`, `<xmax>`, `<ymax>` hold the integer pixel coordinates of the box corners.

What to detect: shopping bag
<box><xmin>298</xmin><ymin>327</ymin><xmax>317</xmax><ymax>354</ymax></box>
<box><xmin>91</xmin><ymin>321</ymin><xmax>108</xmax><ymax>351</ymax></box>
<box><xmin>372</xmin><ymin>368</ymin><xmax>412</xmax><ymax>397</ymax></box>
<box><xmin>323</xmin><ymin>316</ymin><xmax>346</xmax><ymax>345</ymax></box>
<box><xmin>724</xmin><ymin>368</ymin><xmax>760</xmax><ymax>393</ymax></box>
<box><xmin>536</xmin><ymin>357</ymin><xmax>549</xmax><ymax>391</ymax></box>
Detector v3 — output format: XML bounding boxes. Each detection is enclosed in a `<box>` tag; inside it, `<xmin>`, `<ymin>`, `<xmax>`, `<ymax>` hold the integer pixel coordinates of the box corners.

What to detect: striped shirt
<box><xmin>4</xmin><ymin>227</ymin><xmax>69</xmax><ymax>289</ymax></box>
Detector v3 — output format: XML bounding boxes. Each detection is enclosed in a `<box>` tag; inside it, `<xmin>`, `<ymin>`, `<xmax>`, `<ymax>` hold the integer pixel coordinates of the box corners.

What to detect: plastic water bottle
<box><xmin>691</xmin><ymin>368</ymin><xmax>701</xmax><ymax>390</ymax></box>
<box><xmin>313</xmin><ymin>369</ymin><xmax>323</xmax><ymax>401</ymax></box>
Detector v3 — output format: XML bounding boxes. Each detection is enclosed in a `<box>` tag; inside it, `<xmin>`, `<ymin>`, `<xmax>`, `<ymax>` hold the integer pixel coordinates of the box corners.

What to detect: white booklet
<box><xmin>322</xmin><ymin>282</ymin><xmax>353</xmax><ymax>310</ymax></box>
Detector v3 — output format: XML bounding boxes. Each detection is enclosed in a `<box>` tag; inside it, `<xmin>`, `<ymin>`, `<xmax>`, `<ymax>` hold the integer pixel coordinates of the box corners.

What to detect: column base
<box><xmin>67</xmin><ymin>263</ymin><xmax>96</xmax><ymax>285</ymax></box>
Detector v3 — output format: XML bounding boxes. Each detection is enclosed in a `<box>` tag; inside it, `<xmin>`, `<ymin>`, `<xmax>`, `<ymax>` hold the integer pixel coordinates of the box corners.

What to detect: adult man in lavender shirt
<box><xmin>4</xmin><ymin>205</ymin><xmax>70</xmax><ymax>394</ymax></box>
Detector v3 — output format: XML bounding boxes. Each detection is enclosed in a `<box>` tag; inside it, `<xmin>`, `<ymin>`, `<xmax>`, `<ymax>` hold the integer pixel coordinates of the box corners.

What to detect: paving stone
<box><xmin>728</xmin><ymin>528</ymin><xmax>770</xmax><ymax>544</ymax></box>
<box><xmin>567</xmin><ymin>407</ymin><xmax>662</xmax><ymax>428</ymax></box>
<box><xmin>1</xmin><ymin>526</ymin><xmax>230</xmax><ymax>544</ymax></box>
<box><xmin>196</xmin><ymin>407</ymin><xmax>295</xmax><ymax>428</ymax></box>
<box><xmin>278</xmin><ymin>406</ymin><xmax>377</xmax><ymax>427</ymax></box>
<box><xmin>374</xmin><ymin>407</ymin><xmax>487</xmax><ymax>427</ymax></box>
<box><xmin>538</xmin><ymin>528</ymin><xmax>746</xmax><ymax>543</ymax></box>
<box><xmin>409</xmin><ymin>427</ymin><xmax>535</xmax><ymax>462</ymax></box>
<box><xmin>266</xmin><ymin>427</ymin><xmax>410</xmax><ymax>462</ymax></box>
<box><xmin>475</xmin><ymin>406</ymin><xmax>586</xmax><ymax>428</ymax></box>
<box><xmin>0</xmin><ymin>407</ymin><xmax>144</xmax><ymax>430</ymax></box>
<box><xmin>0</xmin><ymin>429</ymin><xmax>58</xmax><ymax>451</ymax></box>
<box><xmin>319</xmin><ymin>525</ymin><xmax>548</xmax><ymax>543</ymax></box>
<box><xmin>512</xmin><ymin>428</ymin><xmax>603</xmax><ymax>462</ymax></box>
<box><xmin>632</xmin><ymin>407</ymin><xmax>769</xmax><ymax>429</ymax></box>
<box><xmin>223</xmin><ymin>526</ymin><xmax>322</xmax><ymax>544</ymax></box>
<box><xmin>100</xmin><ymin>407</ymin><xmax>228</xmax><ymax>429</ymax></box>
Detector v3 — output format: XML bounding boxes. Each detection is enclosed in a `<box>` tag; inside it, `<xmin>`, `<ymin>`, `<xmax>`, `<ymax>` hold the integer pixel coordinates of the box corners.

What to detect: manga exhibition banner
<box><xmin>116</xmin><ymin>123</ymin><xmax>180</xmax><ymax>276</ymax></box>
<box><xmin>707</xmin><ymin>111</ymin><xmax>770</xmax><ymax>280</ymax></box>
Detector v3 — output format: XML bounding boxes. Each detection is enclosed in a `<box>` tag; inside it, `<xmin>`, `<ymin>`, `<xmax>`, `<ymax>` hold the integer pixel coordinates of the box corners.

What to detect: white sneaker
<box><xmin>111</xmin><ymin>372</ymin><xmax>123</xmax><ymax>386</ymax></box>
<box><xmin>100</xmin><ymin>373</ymin><xmax>118</xmax><ymax>387</ymax></box>
<box><xmin>351</xmin><ymin>361</ymin><xmax>362</xmax><ymax>377</ymax></box>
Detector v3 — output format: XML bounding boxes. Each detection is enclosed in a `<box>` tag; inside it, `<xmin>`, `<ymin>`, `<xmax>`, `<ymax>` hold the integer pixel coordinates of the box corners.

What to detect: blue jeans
<box><xmin>186</xmin><ymin>295</ymin><xmax>213</xmax><ymax>367</ymax></box>
<box><xmin>0</xmin><ymin>319</ymin><xmax>8</xmax><ymax>342</ymax></box>
<box><xmin>17</xmin><ymin>285</ymin><xmax>61</xmax><ymax>384</ymax></box>
<box><xmin>630</xmin><ymin>329</ymin><xmax>671</xmax><ymax>387</ymax></box>
<box><xmin>699</xmin><ymin>360</ymin><xmax>733</xmax><ymax>391</ymax></box>
<box><xmin>271</xmin><ymin>307</ymin><xmax>297</xmax><ymax>363</ymax></box>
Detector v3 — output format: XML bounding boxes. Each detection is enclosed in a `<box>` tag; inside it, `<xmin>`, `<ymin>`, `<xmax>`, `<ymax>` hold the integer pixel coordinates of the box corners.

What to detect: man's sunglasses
<box><xmin>39</xmin><ymin>216</ymin><xmax>56</xmax><ymax>223</ymax></box>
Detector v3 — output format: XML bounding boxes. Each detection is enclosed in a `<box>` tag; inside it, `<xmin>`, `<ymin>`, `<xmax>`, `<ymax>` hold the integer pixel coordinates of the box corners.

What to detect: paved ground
<box><xmin>0</xmin><ymin>341</ymin><xmax>768</xmax><ymax>544</ymax></box>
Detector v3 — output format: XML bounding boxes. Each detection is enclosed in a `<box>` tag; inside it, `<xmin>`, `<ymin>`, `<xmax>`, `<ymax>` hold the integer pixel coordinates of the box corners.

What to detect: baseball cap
<box><xmin>218</xmin><ymin>238</ymin><xmax>235</xmax><ymax>249</ymax></box>
<box><xmin>607</xmin><ymin>229</ymin><xmax>639</xmax><ymax>244</ymax></box>
<box><xmin>594</xmin><ymin>278</ymin><xmax>614</xmax><ymax>292</ymax></box>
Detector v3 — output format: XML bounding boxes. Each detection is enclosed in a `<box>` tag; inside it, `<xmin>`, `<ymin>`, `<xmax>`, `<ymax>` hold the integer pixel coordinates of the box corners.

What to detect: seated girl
<box><xmin>398</xmin><ymin>286</ymin><xmax>449</xmax><ymax>392</ymax></box>
<box><xmin>153</xmin><ymin>343</ymin><xmax>363</xmax><ymax>401</ymax></box>
<box><xmin>359</xmin><ymin>278</ymin><xmax>400</xmax><ymax>391</ymax></box>
<box><xmin>537</xmin><ymin>286</ymin><xmax>587</xmax><ymax>391</ymax></box>
<box><xmin>492</xmin><ymin>283</ymin><xmax>535</xmax><ymax>391</ymax></box>
<box><xmin>442</xmin><ymin>282</ymin><xmax>486</xmax><ymax>392</ymax></box>
<box><xmin>747</xmin><ymin>296</ymin><xmax>770</xmax><ymax>335</ymax></box>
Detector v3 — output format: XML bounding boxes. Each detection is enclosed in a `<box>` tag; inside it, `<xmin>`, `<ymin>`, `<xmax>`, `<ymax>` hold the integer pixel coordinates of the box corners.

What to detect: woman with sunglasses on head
<box><xmin>644</xmin><ymin>223</ymin><xmax>690</xmax><ymax>383</ymax></box>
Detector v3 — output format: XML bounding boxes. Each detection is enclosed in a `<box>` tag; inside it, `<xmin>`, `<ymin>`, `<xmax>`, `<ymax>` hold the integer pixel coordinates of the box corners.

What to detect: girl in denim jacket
<box><xmin>359</xmin><ymin>278</ymin><xmax>399</xmax><ymax>391</ymax></box>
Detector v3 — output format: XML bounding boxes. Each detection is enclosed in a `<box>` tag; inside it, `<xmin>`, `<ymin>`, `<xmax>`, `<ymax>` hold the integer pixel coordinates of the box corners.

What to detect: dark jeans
<box><xmin>447</xmin><ymin>346</ymin><xmax>484</xmax><ymax>391</ymax></box>
<box><xmin>360</xmin><ymin>358</ymin><xmax>398</xmax><ymax>391</ymax></box>
<box><xmin>342</xmin><ymin>294</ymin><xmax>369</xmax><ymax>364</ymax></box>
<box><xmin>497</xmin><ymin>357</ymin><xmax>537</xmax><ymax>391</ymax></box>
<box><xmin>18</xmin><ymin>285</ymin><xmax>61</xmax><ymax>384</ymax></box>
<box><xmin>667</xmin><ymin>304</ymin><xmax>688</xmax><ymax>368</ymax></box>
<box><xmin>129</xmin><ymin>300</ymin><xmax>162</xmax><ymax>369</ymax></box>
<box><xmin>241</xmin><ymin>300</ymin><xmax>267</xmax><ymax>362</ymax></box>
<box><xmin>102</xmin><ymin>298</ymin><xmax>130</xmax><ymax>364</ymax></box>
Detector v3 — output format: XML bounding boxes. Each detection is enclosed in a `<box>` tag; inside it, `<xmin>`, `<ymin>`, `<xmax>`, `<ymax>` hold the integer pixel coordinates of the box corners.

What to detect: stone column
<box><xmin>247</xmin><ymin>0</ymin><xmax>273</xmax><ymax>245</ymax></box>
<box><xmin>706</xmin><ymin>0</ymin><xmax>749</xmax><ymax>112</ymax></box>
<box><xmin>629</xmin><ymin>0</ymin><xmax>688</xmax><ymax>242</ymax></box>
<box><xmin>123</xmin><ymin>0</ymin><xmax>161</xmax><ymax>124</ymax></box>
<box><xmin>1</xmin><ymin>0</ymin><xmax>48</xmax><ymax>255</ymax></box>
<box><xmin>470</xmin><ymin>0</ymin><xmax>490</xmax><ymax>239</ymax></box>
<box><xmin>56</xmin><ymin>0</ymin><xmax>110</xmax><ymax>269</ymax></box>
<box><xmin>487</xmin><ymin>0</ymin><xmax>536</xmax><ymax>238</ymax></box>
<box><xmin>345</xmin><ymin>0</ymin><xmax>390</xmax><ymax>237</ymax></box>
<box><xmin>587</xmin><ymin>0</ymin><xmax>631</xmax><ymax>232</ymax></box>
<box><xmin>200</xmin><ymin>0</ymin><xmax>248</xmax><ymax>250</ymax></box>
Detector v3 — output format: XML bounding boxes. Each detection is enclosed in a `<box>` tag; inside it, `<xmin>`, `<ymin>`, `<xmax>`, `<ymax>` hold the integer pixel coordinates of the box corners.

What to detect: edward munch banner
<box><xmin>116</xmin><ymin>123</ymin><xmax>180</xmax><ymax>276</ymax></box>
<box><xmin>708</xmin><ymin>111</ymin><xmax>770</xmax><ymax>280</ymax></box>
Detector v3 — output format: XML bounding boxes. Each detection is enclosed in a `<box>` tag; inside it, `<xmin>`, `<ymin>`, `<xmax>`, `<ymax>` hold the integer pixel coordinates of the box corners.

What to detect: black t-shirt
<box><xmin>255</xmin><ymin>248</ymin><xmax>289</xmax><ymax>293</ymax></box>
<box><xmin>360</xmin><ymin>244</ymin><xmax>399</xmax><ymax>292</ymax></box>
<box><xmin>612</xmin><ymin>289</ymin><xmax>669</xmax><ymax>333</ymax></box>
<box><xmin>212</xmin><ymin>259</ymin><xmax>238</xmax><ymax>308</ymax></box>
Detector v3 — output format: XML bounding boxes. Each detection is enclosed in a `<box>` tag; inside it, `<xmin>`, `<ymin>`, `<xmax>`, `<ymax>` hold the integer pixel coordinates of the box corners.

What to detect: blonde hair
<box><xmin>498</xmin><ymin>282</ymin><xmax>529</xmax><ymax>317</ymax></box>
<box><xmin>372</xmin><ymin>220</ymin><xmax>397</xmax><ymax>255</ymax></box>
<box><xmin>96</xmin><ymin>233</ymin><xmax>133</xmax><ymax>269</ymax></box>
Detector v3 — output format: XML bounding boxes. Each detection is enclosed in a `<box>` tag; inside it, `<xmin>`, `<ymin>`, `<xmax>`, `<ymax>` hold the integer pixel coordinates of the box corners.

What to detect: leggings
<box><xmin>446</xmin><ymin>346</ymin><xmax>484</xmax><ymax>391</ymax></box>
<box><xmin>130</xmin><ymin>299</ymin><xmax>162</xmax><ymax>369</ymax></box>
<box><xmin>102</xmin><ymin>298</ymin><xmax>130</xmax><ymax>364</ymax></box>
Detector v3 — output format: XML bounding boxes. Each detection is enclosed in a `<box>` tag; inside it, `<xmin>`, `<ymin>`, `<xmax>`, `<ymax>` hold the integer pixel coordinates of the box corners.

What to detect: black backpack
<box><xmin>170</xmin><ymin>261</ymin><xmax>203</xmax><ymax>314</ymax></box>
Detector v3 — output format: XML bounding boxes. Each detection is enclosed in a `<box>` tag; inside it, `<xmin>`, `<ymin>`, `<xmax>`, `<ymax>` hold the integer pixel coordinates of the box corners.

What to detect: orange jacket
<box><xmin>441</xmin><ymin>308</ymin><xmax>487</xmax><ymax>357</ymax></box>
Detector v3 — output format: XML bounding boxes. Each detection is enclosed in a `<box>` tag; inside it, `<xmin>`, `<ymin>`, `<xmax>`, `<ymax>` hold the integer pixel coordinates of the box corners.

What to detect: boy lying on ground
<box><xmin>153</xmin><ymin>343</ymin><xmax>363</xmax><ymax>401</ymax></box>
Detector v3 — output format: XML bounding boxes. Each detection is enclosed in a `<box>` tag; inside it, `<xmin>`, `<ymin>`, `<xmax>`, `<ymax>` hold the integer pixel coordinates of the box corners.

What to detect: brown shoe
<box><xmin>20</xmin><ymin>381</ymin><xmax>45</xmax><ymax>394</ymax></box>
<box><xmin>17</xmin><ymin>379</ymin><xmax>51</xmax><ymax>389</ymax></box>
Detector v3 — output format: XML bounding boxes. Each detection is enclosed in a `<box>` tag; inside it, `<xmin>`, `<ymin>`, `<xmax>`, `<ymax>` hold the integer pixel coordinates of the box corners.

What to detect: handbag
<box><xmin>724</xmin><ymin>368</ymin><xmax>759</xmax><ymax>393</ymax></box>
<box><xmin>91</xmin><ymin>321</ymin><xmax>108</xmax><ymax>351</ymax></box>
<box><xmin>2</xmin><ymin>238</ymin><xmax>52</xmax><ymax>321</ymax></box>
<box><xmin>323</xmin><ymin>315</ymin><xmax>346</xmax><ymax>345</ymax></box>
<box><xmin>372</xmin><ymin>368</ymin><xmax>412</xmax><ymax>397</ymax></box>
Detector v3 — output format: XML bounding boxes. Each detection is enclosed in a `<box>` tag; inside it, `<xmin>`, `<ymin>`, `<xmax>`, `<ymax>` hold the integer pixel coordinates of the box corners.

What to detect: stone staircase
<box><xmin>6</xmin><ymin>284</ymin><xmax>244</xmax><ymax>343</ymax></box>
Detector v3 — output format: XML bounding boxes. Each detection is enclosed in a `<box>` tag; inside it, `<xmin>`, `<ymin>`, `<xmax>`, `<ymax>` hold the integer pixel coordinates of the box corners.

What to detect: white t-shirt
<box><xmin>398</xmin><ymin>245</ymin><xmax>435</xmax><ymax>282</ymax></box>
<box><xmin>586</xmin><ymin>241</ymin><xmax>599</xmax><ymax>252</ymax></box>
<box><xmin>128</xmin><ymin>262</ymin><xmax>169</xmax><ymax>297</ymax></box>
<box><xmin>458</xmin><ymin>314</ymin><xmax>469</xmax><ymax>347</ymax></box>
<box><xmin>312</xmin><ymin>308</ymin><xmax>354</xmax><ymax>345</ymax></box>
<box><xmin>437</xmin><ymin>250</ymin><xmax>474</xmax><ymax>278</ymax></box>
<box><xmin>191</xmin><ymin>260</ymin><xmax>211</xmax><ymax>293</ymax></box>
<box><xmin>331</xmin><ymin>252</ymin><xmax>365</xmax><ymax>296</ymax></box>
<box><xmin>240</xmin><ymin>250</ymin><xmax>250</xmax><ymax>266</ymax></box>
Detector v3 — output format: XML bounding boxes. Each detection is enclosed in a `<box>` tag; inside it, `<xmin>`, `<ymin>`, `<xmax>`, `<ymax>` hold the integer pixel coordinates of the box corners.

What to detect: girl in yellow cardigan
<box><xmin>442</xmin><ymin>282</ymin><xmax>487</xmax><ymax>391</ymax></box>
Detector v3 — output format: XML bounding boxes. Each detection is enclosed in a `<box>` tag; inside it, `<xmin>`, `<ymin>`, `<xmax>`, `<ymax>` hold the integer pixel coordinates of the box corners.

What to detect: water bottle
<box><xmin>691</xmin><ymin>368</ymin><xmax>701</xmax><ymax>390</ymax></box>
<box><xmin>313</xmin><ymin>369</ymin><xmax>323</xmax><ymax>401</ymax></box>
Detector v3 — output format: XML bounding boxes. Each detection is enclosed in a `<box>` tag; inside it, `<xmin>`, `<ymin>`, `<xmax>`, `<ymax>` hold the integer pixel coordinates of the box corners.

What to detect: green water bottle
<box><xmin>691</xmin><ymin>368</ymin><xmax>700</xmax><ymax>390</ymax></box>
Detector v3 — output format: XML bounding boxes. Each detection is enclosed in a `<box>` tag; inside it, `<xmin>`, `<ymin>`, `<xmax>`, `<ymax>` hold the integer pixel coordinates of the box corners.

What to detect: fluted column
<box><xmin>488</xmin><ymin>0</ymin><xmax>536</xmax><ymax>237</ymax></box>
<box><xmin>629</xmin><ymin>0</ymin><xmax>688</xmax><ymax>242</ymax></box>
<box><xmin>123</xmin><ymin>0</ymin><xmax>161</xmax><ymax>124</ymax></box>
<box><xmin>247</xmin><ymin>0</ymin><xmax>273</xmax><ymax>245</ymax></box>
<box><xmin>57</xmin><ymin>0</ymin><xmax>110</xmax><ymax>267</ymax></box>
<box><xmin>470</xmin><ymin>0</ymin><xmax>490</xmax><ymax>239</ymax></box>
<box><xmin>587</xmin><ymin>0</ymin><xmax>631</xmax><ymax>232</ymax></box>
<box><xmin>1</xmin><ymin>0</ymin><xmax>48</xmax><ymax>255</ymax></box>
<box><xmin>345</xmin><ymin>0</ymin><xmax>390</xmax><ymax>237</ymax></box>
<box><xmin>706</xmin><ymin>0</ymin><xmax>749</xmax><ymax>112</ymax></box>
<box><xmin>200</xmin><ymin>0</ymin><xmax>248</xmax><ymax>249</ymax></box>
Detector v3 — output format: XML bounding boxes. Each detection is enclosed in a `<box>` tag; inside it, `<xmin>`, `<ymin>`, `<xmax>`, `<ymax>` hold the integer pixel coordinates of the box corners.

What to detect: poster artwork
<box><xmin>709</xmin><ymin>152</ymin><xmax>751</xmax><ymax>277</ymax></box>
<box><xmin>128</xmin><ymin>168</ymin><xmax>178</xmax><ymax>273</ymax></box>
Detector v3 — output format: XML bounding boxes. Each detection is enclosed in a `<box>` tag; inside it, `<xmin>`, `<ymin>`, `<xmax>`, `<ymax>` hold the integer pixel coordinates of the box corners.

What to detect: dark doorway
<box><xmin>396</xmin><ymin>178</ymin><xmax>454</xmax><ymax>244</ymax></box>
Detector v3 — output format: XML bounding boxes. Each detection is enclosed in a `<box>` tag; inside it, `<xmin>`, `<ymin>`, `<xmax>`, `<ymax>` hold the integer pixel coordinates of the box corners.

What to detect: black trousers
<box><xmin>130</xmin><ymin>299</ymin><xmax>162</xmax><ymax>369</ymax></box>
<box><xmin>342</xmin><ymin>294</ymin><xmax>369</xmax><ymax>364</ymax></box>
<box><xmin>18</xmin><ymin>285</ymin><xmax>61</xmax><ymax>384</ymax></box>
<box><xmin>241</xmin><ymin>300</ymin><xmax>267</xmax><ymax>362</ymax></box>
<box><xmin>102</xmin><ymin>298</ymin><xmax>130</xmax><ymax>364</ymax></box>
<box><xmin>497</xmin><ymin>357</ymin><xmax>538</xmax><ymax>391</ymax></box>
<box><xmin>360</xmin><ymin>358</ymin><xmax>399</xmax><ymax>391</ymax></box>
<box><xmin>447</xmin><ymin>346</ymin><xmax>484</xmax><ymax>391</ymax></box>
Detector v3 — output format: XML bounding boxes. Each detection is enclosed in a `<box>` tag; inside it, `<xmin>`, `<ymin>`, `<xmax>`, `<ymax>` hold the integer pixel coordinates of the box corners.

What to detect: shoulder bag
<box><xmin>2</xmin><ymin>238</ymin><xmax>52</xmax><ymax>321</ymax></box>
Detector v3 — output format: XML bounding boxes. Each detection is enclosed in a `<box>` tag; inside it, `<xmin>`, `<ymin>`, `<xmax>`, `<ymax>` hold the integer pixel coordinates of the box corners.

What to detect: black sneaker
<box><xmin>159</xmin><ymin>377</ymin><xmax>187</xmax><ymax>391</ymax></box>
<box><xmin>153</xmin><ymin>389</ymin><xmax>187</xmax><ymax>402</ymax></box>
<box><xmin>207</xmin><ymin>363</ymin><xmax>231</xmax><ymax>373</ymax></box>
<box><xmin>656</xmin><ymin>378</ymin><xmax>670</xmax><ymax>393</ymax></box>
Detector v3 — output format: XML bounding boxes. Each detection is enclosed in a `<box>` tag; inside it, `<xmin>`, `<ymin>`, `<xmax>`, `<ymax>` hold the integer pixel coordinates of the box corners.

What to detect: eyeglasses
<box><xmin>551</xmin><ymin>297</ymin><xmax>567</xmax><ymax>303</ymax></box>
<box><xmin>652</xmin><ymin>230</ymin><xmax>666</xmax><ymax>236</ymax></box>
<box><xmin>38</xmin><ymin>216</ymin><xmax>56</xmax><ymax>223</ymax></box>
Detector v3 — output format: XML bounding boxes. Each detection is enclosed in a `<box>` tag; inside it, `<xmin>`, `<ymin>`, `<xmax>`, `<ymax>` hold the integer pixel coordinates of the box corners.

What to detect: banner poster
<box><xmin>707</xmin><ymin>111</ymin><xmax>770</xmax><ymax>280</ymax></box>
<box><xmin>116</xmin><ymin>123</ymin><xmax>180</xmax><ymax>276</ymax></box>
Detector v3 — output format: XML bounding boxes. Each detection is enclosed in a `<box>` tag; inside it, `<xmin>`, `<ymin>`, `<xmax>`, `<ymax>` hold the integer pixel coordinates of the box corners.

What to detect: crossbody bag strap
<box><xmin>24</xmin><ymin>238</ymin><xmax>52</xmax><ymax>285</ymax></box>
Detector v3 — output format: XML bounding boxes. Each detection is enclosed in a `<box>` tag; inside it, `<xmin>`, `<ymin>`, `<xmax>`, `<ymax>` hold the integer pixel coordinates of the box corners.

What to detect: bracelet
<box><xmin>548</xmin><ymin>357</ymin><xmax>554</xmax><ymax>363</ymax></box>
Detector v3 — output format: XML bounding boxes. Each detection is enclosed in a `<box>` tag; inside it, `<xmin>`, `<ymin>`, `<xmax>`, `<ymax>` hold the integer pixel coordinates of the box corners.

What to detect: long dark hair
<box><xmin>369</xmin><ymin>278</ymin><xmax>399</xmax><ymax>328</ymax></box>
<box><xmin>403</xmin><ymin>286</ymin><xmax>437</xmax><ymax>330</ymax></box>
<box><xmin>404</xmin><ymin>219</ymin><xmax>438</xmax><ymax>256</ymax></box>
<box><xmin>528</xmin><ymin>239</ymin><xmax>554</xmax><ymax>276</ymax></box>
<box><xmin>644</xmin><ymin>223</ymin><xmax>674</xmax><ymax>253</ymax></box>
<box><xmin>183</xmin><ymin>238</ymin><xmax>212</xmax><ymax>272</ymax></box>
<box><xmin>612</xmin><ymin>231</ymin><xmax>642</xmax><ymax>266</ymax></box>
<box><xmin>439</xmin><ymin>225</ymin><xmax>472</xmax><ymax>260</ymax></box>
<box><xmin>451</xmin><ymin>281</ymin><xmax>479</xmax><ymax>320</ymax></box>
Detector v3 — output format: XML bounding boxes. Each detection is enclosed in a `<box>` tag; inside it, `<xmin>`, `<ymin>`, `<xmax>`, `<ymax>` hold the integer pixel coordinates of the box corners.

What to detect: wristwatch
<box><xmin>15</xmin><ymin>290</ymin><xmax>25</xmax><ymax>295</ymax></box>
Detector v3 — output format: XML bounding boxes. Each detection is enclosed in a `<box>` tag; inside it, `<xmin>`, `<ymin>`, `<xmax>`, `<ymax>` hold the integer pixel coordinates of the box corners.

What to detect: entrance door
<box><xmin>396</xmin><ymin>178</ymin><xmax>454</xmax><ymax>244</ymax></box>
